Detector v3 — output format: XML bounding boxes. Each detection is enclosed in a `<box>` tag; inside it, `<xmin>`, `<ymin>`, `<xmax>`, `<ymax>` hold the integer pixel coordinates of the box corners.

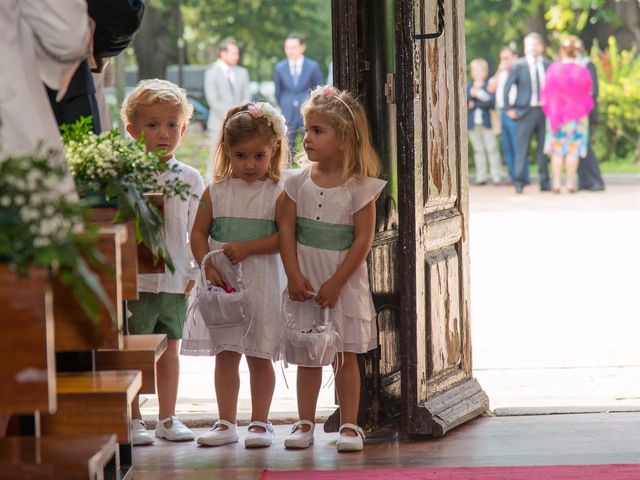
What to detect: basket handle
<box><xmin>199</xmin><ymin>249</ymin><xmax>246</xmax><ymax>288</ymax></box>
<box><xmin>282</xmin><ymin>296</ymin><xmax>331</xmax><ymax>329</ymax></box>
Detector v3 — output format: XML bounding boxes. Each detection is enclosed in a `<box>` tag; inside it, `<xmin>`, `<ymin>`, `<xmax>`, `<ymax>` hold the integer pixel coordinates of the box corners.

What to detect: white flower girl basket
<box><xmin>189</xmin><ymin>249</ymin><xmax>253</xmax><ymax>331</ymax></box>
<box><xmin>279</xmin><ymin>298</ymin><xmax>341</xmax><ymax>368</ymax></box>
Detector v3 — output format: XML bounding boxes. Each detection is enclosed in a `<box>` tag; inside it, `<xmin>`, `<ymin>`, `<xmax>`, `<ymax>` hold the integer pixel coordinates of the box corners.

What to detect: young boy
<box><xmin>121</xmin><ymin>79</ymin><xmax>205</xmax><ymax>445</ymax></box>
<box><xmin>467</xmin><ymin>58</ymin><xmax>503</xmax><ymax>185</ymax></box>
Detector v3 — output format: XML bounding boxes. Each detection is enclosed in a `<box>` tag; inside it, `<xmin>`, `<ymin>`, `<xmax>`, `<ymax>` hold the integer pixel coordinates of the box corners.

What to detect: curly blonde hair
<box><xmin>298</xmin><ymin>87</ymin><xmax>381</xmax><ymax>180</ymax></box>
<box><xmin>212</xmin><ymin>103</ymin><xmax>289</xmax><ymax>183</ymax></box>
<box><xmin>121</xmin><ymin>78</ymin><xmax>194</xmax><ymax>126</ymax></box>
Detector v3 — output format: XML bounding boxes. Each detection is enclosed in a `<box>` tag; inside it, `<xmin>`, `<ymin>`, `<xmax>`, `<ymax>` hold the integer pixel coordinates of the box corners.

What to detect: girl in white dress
<box><xmin>183</xmin><ymin>102</ymin><xmax>288</xmax><ymax>448</ymax></box>
<box><xmin>279</xmin><ymin>86</ymin><xmax>387</xmax><ymax>452</ymax></box>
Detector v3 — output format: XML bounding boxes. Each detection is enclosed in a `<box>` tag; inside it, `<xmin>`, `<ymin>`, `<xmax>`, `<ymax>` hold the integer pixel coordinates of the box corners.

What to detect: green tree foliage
<box><xmin>143</xmin><ymin>0</ymin><xmax>332</xmax><ymax>82</ymax></box>
<box><xmin>591</xmin><ymin>37</ymin><xmax>640</xmax><ymax>163</ymax></box>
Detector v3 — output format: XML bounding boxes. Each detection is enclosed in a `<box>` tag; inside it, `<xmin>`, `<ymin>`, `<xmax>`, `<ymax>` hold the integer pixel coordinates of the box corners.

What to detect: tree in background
<box><xmin>132</xmin><ymin>0</ymin><xmax>332</xmax><ymax>84</ymax></box>
<box><xmin>465</xmin><ymin>0</ymin><xmax>640</xmax><ymax>65</ymax></box>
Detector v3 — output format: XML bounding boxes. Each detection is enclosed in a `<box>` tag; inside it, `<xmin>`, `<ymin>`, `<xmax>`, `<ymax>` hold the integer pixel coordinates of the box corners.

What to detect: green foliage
<box><xmin>0</xmin><ymin>150</ymin><xmax>112</xmax><ymax>325</ymax></box>
<box><xmin>591</xmin><ymin>37</ymin><xmax>640</xmax><ymax>163</ymax></box>
<box><xmin>61</xmin><ymin>117</ymin><xmax>195</xmax><ymax>271</ymax></box>
<box><xmin>150</xmin><ymin>0</ymin><xmax>332</xmax><ymax>82</ymax></box>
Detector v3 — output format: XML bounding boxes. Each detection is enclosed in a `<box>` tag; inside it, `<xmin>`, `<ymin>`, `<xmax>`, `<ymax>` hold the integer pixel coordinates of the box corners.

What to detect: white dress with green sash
<box><xmin>284</xmin><ymin>167</ymin><xmax>387</xmax><ymax>353</ymax></box>
<box><xmin>181</xmin><ymin>177</ymin><xmax>284</xmax><ymax>359</ymax></box>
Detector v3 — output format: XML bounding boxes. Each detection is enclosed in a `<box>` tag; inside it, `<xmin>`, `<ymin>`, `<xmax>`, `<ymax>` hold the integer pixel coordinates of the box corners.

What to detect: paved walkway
<box><xmin>142</xmin><ymin>176</ymin><xmax>640</xmax><ymax>423</ymax></box>
<box><xmin>470</xmin><ymin>176</ymin><xmax>640</xmax><ymax>413</ymax></box>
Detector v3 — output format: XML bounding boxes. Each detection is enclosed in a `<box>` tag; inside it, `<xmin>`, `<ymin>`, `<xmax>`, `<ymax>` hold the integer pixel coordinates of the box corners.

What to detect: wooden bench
<box><xmin>53</xmin><ymin>226</ymin><xmax>126</xmax><ymax>352</ymax></box>
<box><xmin>95</xmin><ymin>334</ymin><xmax>168</xmax><ymax>394</ymax></box>
<box><xmin>40</xmin><ymin>370</ymin><xmax>141</xmax><ymax>445</ymax></box>
<box><xmin>0</xmin><ymin>266</ymin><xmax>56</xmax><ymax>414</ymax></box>
<box><xmin>0</xmin><ymin>434</ymin><xmax>118</xmax><ymax>480</ymax></box>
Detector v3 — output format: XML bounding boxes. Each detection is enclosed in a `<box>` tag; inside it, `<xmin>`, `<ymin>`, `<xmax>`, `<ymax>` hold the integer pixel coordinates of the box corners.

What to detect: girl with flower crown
<box><xmin>279</xmin><ymin>86</ymin><xmax>386</xmax><ymax>452</ymax></box>
<box><xmin>182</xmin><ymin>102</ymin><xmax>289</xmax><ymax>448</ymax></box>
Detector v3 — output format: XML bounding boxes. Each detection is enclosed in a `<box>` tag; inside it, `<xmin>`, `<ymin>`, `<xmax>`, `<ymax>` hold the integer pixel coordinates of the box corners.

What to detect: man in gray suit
<box><xmin>204</xmin><ymin>40</ymin><xmax>251</xmax><ymax>153</ymax></box>
<box><xmin>503</xmin><ymin>33</ymin><xmax>552</xmax><ymax>193</ymax></box>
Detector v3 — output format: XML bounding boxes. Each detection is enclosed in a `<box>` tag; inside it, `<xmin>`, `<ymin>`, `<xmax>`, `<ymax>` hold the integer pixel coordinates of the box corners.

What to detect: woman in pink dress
<box><xmin>541</xmin><ymin>36</ymin><xmax>594</xmax><ymax>193</ymax></box>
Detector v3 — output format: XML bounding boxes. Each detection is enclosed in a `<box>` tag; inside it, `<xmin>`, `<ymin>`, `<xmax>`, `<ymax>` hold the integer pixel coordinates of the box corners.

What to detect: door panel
<box><xmin>398</xmin><ymin>0</ymin><xmax>489</xmax><ymax>436</ymax></box>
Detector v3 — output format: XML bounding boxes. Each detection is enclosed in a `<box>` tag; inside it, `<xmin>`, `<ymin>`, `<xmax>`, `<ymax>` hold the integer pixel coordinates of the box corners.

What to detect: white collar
<box><xmin>216</xmin><ymin>59</ymin><xmax>232</xmax><ymax>72</ymax></box>
<box><xmin>289</xmin><ymin>56</ymin><xmax>305</xmax><ymax>68</ymax></box>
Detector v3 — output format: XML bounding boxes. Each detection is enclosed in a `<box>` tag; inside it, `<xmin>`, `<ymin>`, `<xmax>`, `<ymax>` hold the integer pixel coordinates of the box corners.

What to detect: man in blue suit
<box><xmin>503</xmin><ymin>33</ymin><xmax>551</xmax><ymax>194</ymax></box>
<box><xmin>273</xmin><ymin>34</ymin><xmax>324</xmax><ymax>149</ymax></box>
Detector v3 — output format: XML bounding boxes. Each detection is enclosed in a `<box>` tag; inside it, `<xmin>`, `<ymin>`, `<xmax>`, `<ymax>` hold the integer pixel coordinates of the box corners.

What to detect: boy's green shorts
<box><xmin>127</xmin><ymin>292</ymin><xmax>188</xmax><ymax>340</ymax></box>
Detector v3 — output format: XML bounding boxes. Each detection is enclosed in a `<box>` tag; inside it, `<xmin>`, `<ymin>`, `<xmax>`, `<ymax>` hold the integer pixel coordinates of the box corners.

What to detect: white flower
<box><xmin>0</xmin><ymin>196</ymin><xmax>10</xmax><ymax>207</ymax></box>
<box><xmin>247</xmin><ymin>101</ymin><xmax>288</xmax><ymax>138</ymax></box>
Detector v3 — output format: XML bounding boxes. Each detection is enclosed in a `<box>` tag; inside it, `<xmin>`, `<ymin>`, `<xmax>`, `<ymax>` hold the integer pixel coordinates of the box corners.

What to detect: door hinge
<box><xmin>384</xmin><ymin>73</ymin><xmax>395</xmax><ymax>104</ymax></box>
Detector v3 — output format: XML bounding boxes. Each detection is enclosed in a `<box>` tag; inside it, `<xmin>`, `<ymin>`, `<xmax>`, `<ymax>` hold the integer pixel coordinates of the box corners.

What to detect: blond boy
<box><xmin>121</xmin><ymin>79</ymin><xmax>205</xmax><ymax>445</ymax></box>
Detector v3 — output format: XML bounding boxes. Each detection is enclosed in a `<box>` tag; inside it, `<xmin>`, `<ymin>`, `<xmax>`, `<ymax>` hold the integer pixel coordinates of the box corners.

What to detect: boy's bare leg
<box><xmin>157</xmin><ymin>339</ymin><xmax>180</xmax><ymax>425</ymax></box>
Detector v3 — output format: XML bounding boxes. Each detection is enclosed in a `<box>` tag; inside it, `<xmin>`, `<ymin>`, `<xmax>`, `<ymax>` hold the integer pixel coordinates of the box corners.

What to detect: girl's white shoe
<box><xmin>336</xmin><ymin>423</ymin><xmax>365</xmax><ymax>452</ymax></box>
<box><xmin>244</xmin><ymin>421</ymin><xmax>274</xmax><ymax>448</ymax></box>
<box><xmin>283</xmin><ymin>420</ymin><xmax>315</xmax><ymax>449</ymax></box>
<box><xmin>196</xmin><ymin>419</ymin><xmax>239</xmax><ymax>446</ymax></box>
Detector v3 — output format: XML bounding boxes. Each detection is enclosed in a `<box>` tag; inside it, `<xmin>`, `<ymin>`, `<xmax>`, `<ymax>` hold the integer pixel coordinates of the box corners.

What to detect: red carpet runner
<box><xmin>261</xmin><ymin>464</ymin><xmax>640</xmax><ymax>479</ymax></box>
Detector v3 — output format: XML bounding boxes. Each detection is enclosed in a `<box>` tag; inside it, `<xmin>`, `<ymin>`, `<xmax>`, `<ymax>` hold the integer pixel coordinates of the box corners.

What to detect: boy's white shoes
<box><xmin>155</xmin><ymin>416</ymin><xmax>195</xmax><ymax>442</ymax></box>
<box><xmin>197</xmin><ymin>419</ymin><xmax>239</xmax><ymax>446</ymax></box>
<box><xmin>244</xmin><ymin>421</ymin><xmax>274</xmax><ymax>448</ymax></box>
<box><xmin>284</xmin><ymin>420</ymin><xmax>315</xmax><ymax>449</ymax></box>
<box><xmin>131</xmin><ymin>419</ymin><xmax>154</xmax><ymax>446</ymax></box>
<box><xmin>336</xmin><ymin>423</ymin><xmax>365</xmax><ymax>452</ymax></box>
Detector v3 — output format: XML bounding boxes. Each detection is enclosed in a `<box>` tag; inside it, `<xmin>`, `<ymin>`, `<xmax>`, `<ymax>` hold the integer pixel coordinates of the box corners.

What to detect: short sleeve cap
<box><xmin>350</xmin><ymin>177</ymin><xmax>387</xmax><ymax>213</ymax></box>
<box><xmin>283</xmin><ymin>167</ymin><xmax>310</xmax><ymax>203</ymax></box>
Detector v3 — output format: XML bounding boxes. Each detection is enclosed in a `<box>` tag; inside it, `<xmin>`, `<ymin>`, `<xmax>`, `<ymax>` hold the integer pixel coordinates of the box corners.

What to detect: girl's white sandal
<box><xmin>336</xmin><ymin>423</ymin><xmax>365</xmax><ymax>452</ymax></box>
<box><xmin>284</xmin><ymin>420</ymin><xmax>315</xmax><ymax>449</ymax></box>
<box><xmin>244</xmin><ymin>421</ymin><xmax>274</xmax><ymax>448</ymax></box>
<box><xmin>196</xmin><ymin>419</ymin><xmax>239</xmax><ymax>446</ymax></box>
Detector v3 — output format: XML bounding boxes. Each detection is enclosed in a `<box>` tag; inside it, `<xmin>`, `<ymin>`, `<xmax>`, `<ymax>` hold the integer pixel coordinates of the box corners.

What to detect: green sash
<box><xmin>210</xmin><ymin>217</ymin><xmax>277</xmax><ymax>243</ymax></box>
<box><xmin>296</xmin><ymin>217</ymin><xmax>354</xmax><ymax>251</ymax></box>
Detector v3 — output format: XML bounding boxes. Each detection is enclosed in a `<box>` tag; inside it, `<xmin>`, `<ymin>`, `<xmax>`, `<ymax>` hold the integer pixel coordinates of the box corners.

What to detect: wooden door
<box><xmin>395</xmin><ymin>0</ymin><xmax>489</xmax><ymax>436</ymax></box>
<box><xmin>332</xmin><ymin>0</ymin><xmax>488</xmax><ymax>436</ymax></box>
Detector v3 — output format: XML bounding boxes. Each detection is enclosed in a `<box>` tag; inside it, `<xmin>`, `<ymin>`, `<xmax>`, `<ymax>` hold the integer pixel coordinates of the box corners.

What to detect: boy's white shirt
<box><xmin>137</xmin><ymin>157</ymin><xmax>205</xmax><ymax>294</ymax></box>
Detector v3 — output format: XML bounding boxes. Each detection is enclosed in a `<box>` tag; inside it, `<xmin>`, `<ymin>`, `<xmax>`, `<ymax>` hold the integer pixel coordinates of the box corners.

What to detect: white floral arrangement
<box><xmin>61</xmin><ymin>117</ymin><xmax>193</xmax><ymax>271</ymax></box>
<box><xmin>247</xmin><ymin>102</ymin><xmax>288</xmax><ymax>137</ymax></box>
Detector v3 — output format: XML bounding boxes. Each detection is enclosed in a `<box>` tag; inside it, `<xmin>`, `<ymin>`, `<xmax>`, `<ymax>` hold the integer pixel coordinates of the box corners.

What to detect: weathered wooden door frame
<box><xmin>395</xmin><ymin>0</ymin><xmax>489</xmax><ymax>436</ymax></box>
<box><xmin>331</xmin><ymin>0</ymin><xmax>489</xmax><ymax>436</ymax></box>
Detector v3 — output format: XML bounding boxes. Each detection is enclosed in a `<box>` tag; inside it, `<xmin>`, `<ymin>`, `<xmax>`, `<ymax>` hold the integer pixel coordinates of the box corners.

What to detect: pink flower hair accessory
<box><xmin>311</xmin><ymin>85</ymin><xmax>360</xmax><ymax>141</ymax></box>
<box><xmin>228</xmin><ymin>101</ymin><xmax>288</xmax><ymax>137</ymax></box>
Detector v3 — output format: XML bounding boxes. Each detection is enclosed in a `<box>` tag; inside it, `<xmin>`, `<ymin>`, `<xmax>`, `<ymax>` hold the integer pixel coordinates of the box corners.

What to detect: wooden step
<box><xmin>95</xmin><ymin>334</ymin><xmax>168</xmax><ymax>394</ymax></box>
<box><xmin>0</xmin><ymin>266</ymin><xmax>56</xmax><ymax>414</ymax></box>
<box><xmin>53</xmin><ymin>226</ymin><xmax>125</xmax><ymax>352</ymax></box>
<box><xmin>0</xmin><ymin>434</ymin><xmax>118</xmax><ymax>479</ymax></box>
<box><xmin>40</xmin><ymin>370</ymin><xmax>141</xmax><ymax>444</ymax></box>
<box><xmin>87</xmin><ymin>208</ymin><xmax>138</xmax><ymax>301</ymax></box>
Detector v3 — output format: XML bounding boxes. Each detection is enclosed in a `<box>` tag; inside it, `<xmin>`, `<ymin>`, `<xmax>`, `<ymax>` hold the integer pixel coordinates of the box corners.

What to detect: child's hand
<box><xmin>315</xmin><ymin>278</ymin><xmax>343</xmax><ymax>309</ymax></box>
<box><xmin>184</xmin><ymin>280</ymin><xmax>195</xmax><ymax>296</ymax></box>
<box><xmin>287</xmin><ymin>274</ymin><xmax>314</xmax><ymax>302</ymax></box>
<box><xmin>205</xmin><ymin>263</ymin><xmax>227</xmax><ymax>289</ymax></box>
<box><xmin>223</xmin><ymin>242</ymin><xmax>252</xmax><ymax>265</ymax></box>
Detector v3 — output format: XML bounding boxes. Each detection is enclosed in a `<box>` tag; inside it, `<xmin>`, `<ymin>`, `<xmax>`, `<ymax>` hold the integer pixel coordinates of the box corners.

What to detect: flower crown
<box><xmin>227</xmin><ymin>101</ymin><xmax>287</xmax><ymax>137</ymax></box>
<box><xmin>311</xmin><ymin>85</ymin><xmax>360</xmax><ymax>141</ymax></box>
